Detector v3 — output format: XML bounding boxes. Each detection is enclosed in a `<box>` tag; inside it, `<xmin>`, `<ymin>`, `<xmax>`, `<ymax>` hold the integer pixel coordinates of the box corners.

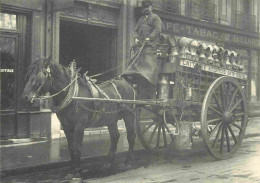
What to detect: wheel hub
<box><xmin>223</xmin><ymin>111</ymin><xmax>232</xmax><ymax>123</ymax></box>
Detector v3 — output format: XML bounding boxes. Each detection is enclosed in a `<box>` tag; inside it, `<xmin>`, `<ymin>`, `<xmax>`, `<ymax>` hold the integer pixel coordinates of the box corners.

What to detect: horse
<box><xmin>21</xmin><ymin>57</ymin><xmax>136</xmax><ymax>180</ymax></box>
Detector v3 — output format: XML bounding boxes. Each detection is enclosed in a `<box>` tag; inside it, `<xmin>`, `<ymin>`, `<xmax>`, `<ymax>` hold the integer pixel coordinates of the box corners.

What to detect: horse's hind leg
<box><xmin>106</xmin><ymin>122</ymin><xmax>120</xmax><ymax>168</ymax></box>
<box><xmin>123</xmin><ymin>112</ymin><xmax>136</xmax><ymax>164</ymax></box>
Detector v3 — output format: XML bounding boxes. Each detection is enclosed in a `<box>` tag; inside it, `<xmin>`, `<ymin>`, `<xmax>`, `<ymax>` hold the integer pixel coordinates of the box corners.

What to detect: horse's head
<box><xmin>22</xmin><ymin>56</ymin><xmax>52</xmax><ymax>103</ymax></box>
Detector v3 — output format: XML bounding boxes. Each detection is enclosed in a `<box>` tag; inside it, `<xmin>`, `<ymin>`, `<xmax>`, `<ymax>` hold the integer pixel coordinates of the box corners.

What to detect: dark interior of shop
<box><xmin>60</xmin><ymin>20</ymin><xmax>117</xmax><ymax>82</ymax></box>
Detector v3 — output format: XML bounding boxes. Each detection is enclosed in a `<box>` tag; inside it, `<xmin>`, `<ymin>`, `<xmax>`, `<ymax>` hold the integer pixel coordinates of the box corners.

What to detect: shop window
<box><xmin>0</xmin><ymin>13</ymin><xmax>17</xmax><ymax>30</ymax></box>
<box><xmin>220</xmin><ymin>0</ymin><xmax>228</xmax><ymax>21</ymax></box>
<box><xmin>186</xmin><ymin>0</ymin><xmax>217</xmax><ymax>22</ymax></box>
<box><xmin>231</xmin><ymin>0</ymin><xmax>256</xmax><ymax>31</ymax></box>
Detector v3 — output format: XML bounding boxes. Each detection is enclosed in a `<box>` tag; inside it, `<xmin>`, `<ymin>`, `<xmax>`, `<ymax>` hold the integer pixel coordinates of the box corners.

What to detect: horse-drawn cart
<box><xmin>22</xmin><ymin>36</ymin><xmax>248</xmax><ymax>179</ymax></box>
<box><xmin>73</xmin><ymin>36</ymin><xmax>248</xmax><ymax>160</ymax></box>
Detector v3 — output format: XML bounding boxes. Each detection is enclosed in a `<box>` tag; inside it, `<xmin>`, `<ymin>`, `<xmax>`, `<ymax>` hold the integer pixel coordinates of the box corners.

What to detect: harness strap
<box><xmin>111</xmin><ymin>81</ymin><xmax>122</xmax><ymax>99</ymax></box>
<box><xmin>89</xmin><ymin>79</ymin><xmax>110</xmax><ymax>99</ymax></box>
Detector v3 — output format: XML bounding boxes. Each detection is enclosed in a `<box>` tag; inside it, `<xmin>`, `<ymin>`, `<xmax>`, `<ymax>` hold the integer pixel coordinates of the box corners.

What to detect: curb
<box><xmin>0</xmin><ymin>149</ymin><xmax>147</xmax><ymax>178</ymax></box>
<box><xmin>0</xmin><ymin>137</ymin><xmax>47</xmax><ymax>146</ymax></box>
<box><xmin>244</xmin><ymin>133</ymin><xmax>260</xmax><ymax>139</ymax></box>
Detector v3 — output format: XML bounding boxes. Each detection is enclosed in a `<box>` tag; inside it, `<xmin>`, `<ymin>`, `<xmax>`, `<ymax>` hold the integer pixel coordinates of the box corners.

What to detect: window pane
<box><xmin>0</xmin><ymin>37</ymin><xmax>16</xmax><ymax>109</ymax></box>
<box><xmin>0</xmin><ymin>13</ymin><xmax>17</xmax><ymax>30</ymax></box>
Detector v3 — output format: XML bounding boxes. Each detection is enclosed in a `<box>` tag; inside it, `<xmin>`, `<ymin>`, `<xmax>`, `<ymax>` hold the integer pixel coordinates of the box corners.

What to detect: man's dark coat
<box><xmin>123</xmin><ymin>13</ymin><xmax>162</xmax><ymax>86</ymax></box>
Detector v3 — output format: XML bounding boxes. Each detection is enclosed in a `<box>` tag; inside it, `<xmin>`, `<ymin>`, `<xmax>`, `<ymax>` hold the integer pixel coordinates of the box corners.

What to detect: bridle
<box><xmin>31</xmin><ymin>66</ymin><xmax>52</xmax><ymax>103</ymax></box>
<box><xmin>29</xmin><ymin>62</ymin><xmax>79</xmax><ymax>112</ymax></box>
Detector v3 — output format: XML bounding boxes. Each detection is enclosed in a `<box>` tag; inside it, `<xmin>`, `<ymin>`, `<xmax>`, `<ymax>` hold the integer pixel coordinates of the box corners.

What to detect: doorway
<box><xmin>60</xmin><ymin>20</ymin><xmax>117</xmax><ymax>82</ymax></box>
<box><xmin>0</xmin><ymin>34</ymin><xmax>17</xmax><ymax>138</ymax></box>
<box><xmin>0</xmin><ymin>12</ymin><xmax>29</xmax><ymax>139</ymax></box>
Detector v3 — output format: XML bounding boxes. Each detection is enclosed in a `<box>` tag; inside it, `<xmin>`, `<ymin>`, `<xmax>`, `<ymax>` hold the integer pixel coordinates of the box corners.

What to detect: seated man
<box><xmin>122</xmin><ymin>0</ymin><xmax>162</xmax><ymax>99</ymax></box>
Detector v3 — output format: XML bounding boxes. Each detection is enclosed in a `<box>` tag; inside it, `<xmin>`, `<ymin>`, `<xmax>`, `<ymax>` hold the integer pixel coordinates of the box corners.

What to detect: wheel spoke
<box><xmin>230</xmin><ymin>122</ymin><xmax>243</xmax><ymax>131</ymax></box>
<box><xmin>220</xmin><ymin>84</ymin><xmax>227</xmax><ymax>110</ymax></box>
<box><xmin>225</xmin><ymin>126</ymin><xmax>231</xmax><ymax>152</ymax></box>
<box><xmin>148</xmin><ymin>123</ymin><xmax>159</xmax><ymax>144</ymax></box>
<box><xmin>142</xmin><ymin>121</ymin><xmax>156</xmax><ymax>135</ymax></box>
<box><xmin>163</xmin><ymin>119</ymin><xmax>174</xmax><ymax>141</ymax></box>
<box><xmin>162</xmin><ymin>123</ymin><xmax>168</xmax><ymax>147</ymax></box>
<box><xmin>234</xmin><ymin>112</ymin><xmax>245</xmax><ymax>117</ymax></box>
<box><xmin>212</xmin><ymin>124</ymin><xmax>222</xmax><ymax>148</ymax></box>
<box><xmin>209</xmin><ymin>122</ymin><xmax>222</xmax><ymax>138</ymax></box>
<box><xmin>226</xmin><ymin>82</ymin><xmax>232</xmax><ymax>108</ymax></box>
<box><xmin>208</xmin><ymin>105</ymin><xmax>223</xmax><ymax>117</ymax></box>
<box><xmin>207</xmin><ymin>118</ymin><xmax>222</xmax><ymax>124</ymax></box>
<box><xmin>226</xmin><ymin>82</ymin><xmax>232</xmax><ymax>95</ymax></box>
<box><xmin>213</xmin><ymin>92</ymin><xmax>223</xmax><ymax>112</ymax></box>
<box><xmin>220</xmin><ymin>125</ymin><xmax>225</xmax><ymax>153</ymax></box>
<box><xmin>227</xmin><ymin>124</ymin><xmax>238</xmax><ymax>144</ymax></box>
<box><xmin>227</xmin><ymin>88</ymin><xmax>238</xmax><ymax>111</ymax></box>
<box><xmin>229</xmin><ymin>98</ymin><xmax>243</xmax><ymax>113</ymax></box>
<box><xmin>156</xmin><ymin>123</ymin><xmax>162</xmax><ymax>149</ymax></box>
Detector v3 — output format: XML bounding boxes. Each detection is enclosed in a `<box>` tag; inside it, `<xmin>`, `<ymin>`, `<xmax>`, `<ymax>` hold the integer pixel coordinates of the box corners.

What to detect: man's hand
<box><xmin>135</xmin><ymin>38</ymin><xmax>140</xmax><ymax>44</ymax></box>
<box><xmin>145</xmin><ymin>38</ymin><xmax>150</xmax><ymax>42</ymax></box>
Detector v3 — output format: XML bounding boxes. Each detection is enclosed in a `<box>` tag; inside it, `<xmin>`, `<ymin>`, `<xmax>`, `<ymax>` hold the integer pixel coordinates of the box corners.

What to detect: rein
<box><xmin>38</xmin><ymin>76</ymin><xmax>79</xmax><ymax>100</ymax></box>
<box><xmin>90</xmin><ymin>41</ymin><xmax>146</xmax><ymax>78</ymax></box>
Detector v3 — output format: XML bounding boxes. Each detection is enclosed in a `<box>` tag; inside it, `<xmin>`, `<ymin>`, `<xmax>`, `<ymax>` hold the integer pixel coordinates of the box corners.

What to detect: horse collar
<box><xmin>52</xmin><ymin>69</ymin><xmax>79</xmax><ymax>113</ymax></box>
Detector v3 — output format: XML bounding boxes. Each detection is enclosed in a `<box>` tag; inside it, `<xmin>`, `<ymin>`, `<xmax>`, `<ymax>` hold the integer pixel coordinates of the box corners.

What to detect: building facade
<box><xmin>0</xmin><ymin>0</ymin><xmax>259</xmax><ymax>140</ymax></box>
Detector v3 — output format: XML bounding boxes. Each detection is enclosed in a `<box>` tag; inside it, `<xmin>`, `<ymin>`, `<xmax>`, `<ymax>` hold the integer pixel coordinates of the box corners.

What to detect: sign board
<box><xmin>180</xmin><ymin>59</ymin><xmax>248</xmax><ymax>80</ymax></box>
<box><xmin>164</xmin><ymin>20</ymin><xmax>260</xmax><ymax>49</ymax></box>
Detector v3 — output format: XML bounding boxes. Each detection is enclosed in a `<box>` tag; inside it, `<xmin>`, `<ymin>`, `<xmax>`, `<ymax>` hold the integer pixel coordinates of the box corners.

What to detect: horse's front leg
<box><xmin>72</xmin><ymin>120</ymin><xmax>85</xmax><ymax>178</ymax></box>
<box><xmin>104</xmin><ymin>122</ymin><xmax>120</xmax><ymax>169</ymax></box>
<box><xmin>123</xmin><ymin>112</ymin><xmax>136</xmax><ymax>165</ymax></box>
<box><xmin>59</xmin><ymin>119</ymin><xmax>76</xmax><ymax>180</ymax></box>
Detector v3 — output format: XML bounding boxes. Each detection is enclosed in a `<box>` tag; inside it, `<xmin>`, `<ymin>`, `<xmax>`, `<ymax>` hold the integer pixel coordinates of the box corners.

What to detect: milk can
<box><xmin>157</xmin><ymin>74</ymin><xmax>170</xmax><ymax>99</ymax></box>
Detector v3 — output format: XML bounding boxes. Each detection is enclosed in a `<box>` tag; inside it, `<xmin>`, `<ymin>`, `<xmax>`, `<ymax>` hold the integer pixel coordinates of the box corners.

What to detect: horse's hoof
<box><xmin>101</xmin><ymin>162</ymin><xmax>112</xmax><ymax>170</ymax></box>
<box><xmin>73</xmin><ymin>171</ymin><xmax>81</xmax><ymax>177</ymax></box>
<box><xmin>64</xmin><ymin>174</ymin><xmax>74</xmax><ymax>180</ymax></box>
<box><xmin>71</xmin><ymin>177</ymin><xmax>82</xmax><ymax>183</ymax></box>
<box><xmin>124</xmin><ymin>163</ymin><xmax>134</xmax><ymax>170</ymax></box>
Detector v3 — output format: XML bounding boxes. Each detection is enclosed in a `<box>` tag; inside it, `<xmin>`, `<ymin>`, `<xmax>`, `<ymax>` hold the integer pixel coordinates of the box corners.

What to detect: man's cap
<box><xmin>142</xmin><ymin>0</ymin><xmax>153</xmax><ymax>8</ymax></box>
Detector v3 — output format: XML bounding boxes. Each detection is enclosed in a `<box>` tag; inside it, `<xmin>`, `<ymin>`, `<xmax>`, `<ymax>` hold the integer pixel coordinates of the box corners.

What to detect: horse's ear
<box><xmin>44</xmin><ymin>55</ymin><xmax>52</xmax><ymax>66</ymax></box>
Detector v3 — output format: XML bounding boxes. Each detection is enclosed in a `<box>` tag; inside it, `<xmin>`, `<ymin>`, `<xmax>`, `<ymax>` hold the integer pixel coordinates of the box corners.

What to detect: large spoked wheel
<box><xmin>135</xmin><ymin>106</ymin><xmax>176</xmax><ymax>153</ymax></box>
<box><xmin>201</xmin><ymin>76</ymin><xmax>248</xmax><ymax>160</ymax></box>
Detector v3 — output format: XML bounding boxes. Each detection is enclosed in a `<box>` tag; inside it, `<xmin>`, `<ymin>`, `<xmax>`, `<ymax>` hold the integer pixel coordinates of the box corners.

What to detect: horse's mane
<box><xmin>26</xmin><ymin>57</ymin><xmax>72</xmax><ymax>80</ymax></box>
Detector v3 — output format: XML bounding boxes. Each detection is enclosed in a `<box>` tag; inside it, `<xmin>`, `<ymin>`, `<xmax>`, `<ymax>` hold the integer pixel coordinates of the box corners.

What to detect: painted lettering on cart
<box><xmin>180</xmin><ymin>60</ymin><xmax>247</xmax><ymax>80</ymax></box>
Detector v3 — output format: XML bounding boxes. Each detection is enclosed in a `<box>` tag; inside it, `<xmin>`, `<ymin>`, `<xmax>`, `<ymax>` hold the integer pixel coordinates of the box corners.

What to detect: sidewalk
<box><xmin>0</xmin><ymin>117</ymin><xmax>260</xmax><ymax>178</ymax></box>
